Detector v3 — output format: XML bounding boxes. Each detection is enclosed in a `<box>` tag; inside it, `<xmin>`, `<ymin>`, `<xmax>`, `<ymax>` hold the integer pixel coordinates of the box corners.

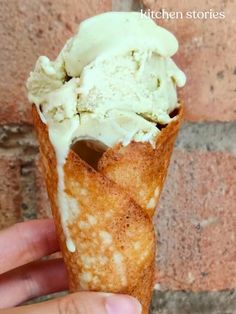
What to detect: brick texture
<box><xmin>142</xmin><ymin>0</ymin><xmax>236</xmax><ymax>122</ymax></box>
<box><xmin>151</xmin><ymin>290</ymin><xmax>236</xmax><ymax>314</ymax></box>
<box><xmin>112</xmin><ymin>0</ymin><xmax>143</xmax><ymax>11</ymax></box>
<box><xmin>156</xmin><ymin>149</ymin><xmax>236</xmax><ymax>291</ymax></box>
<box><xmin>0</xmin><ymin>157</ymin><xmax>22</xmax><ymax>228</ymax></box>
<box><xmin>0</xmin><ymin>0</ymin><xmax>111</xmax><ymax>124</ymax></box>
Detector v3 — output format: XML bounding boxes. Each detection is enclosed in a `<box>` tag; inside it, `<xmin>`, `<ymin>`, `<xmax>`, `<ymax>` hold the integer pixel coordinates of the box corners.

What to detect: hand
<box><xmin>0</xmin><ymin>219</ymin><xmax>142</xmax><ymax>314</ymax></box>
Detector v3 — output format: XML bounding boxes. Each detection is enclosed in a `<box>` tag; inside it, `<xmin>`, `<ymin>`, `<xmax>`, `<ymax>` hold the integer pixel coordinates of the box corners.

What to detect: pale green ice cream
<box><xmin>27</xmin><ymin>12</ymin><xmax>186</xmax><ymax>252</ymax></box>
<box><xmin>27</xmin><ymin>12</ymin><xmax>186</xmax><ymax>150</ymax></box>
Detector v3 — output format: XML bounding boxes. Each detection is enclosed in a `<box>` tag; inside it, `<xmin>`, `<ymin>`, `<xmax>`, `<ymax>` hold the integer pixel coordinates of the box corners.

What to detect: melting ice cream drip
<box><xmin>48</xmin><ymin>117</ymin><xmax>80</xmax><ymax>253</ymax></box>
<box><xmin>57</xmin><ymin>166</ymin><xmax>76</xmax><ymax>252</ymax></box>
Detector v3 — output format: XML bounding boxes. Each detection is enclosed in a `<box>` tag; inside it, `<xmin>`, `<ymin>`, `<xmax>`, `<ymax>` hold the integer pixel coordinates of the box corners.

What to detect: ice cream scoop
<box><xmin>27</xmin><ymin>11</ymin><xmax>186</xmax><ymax>148</ymax></box>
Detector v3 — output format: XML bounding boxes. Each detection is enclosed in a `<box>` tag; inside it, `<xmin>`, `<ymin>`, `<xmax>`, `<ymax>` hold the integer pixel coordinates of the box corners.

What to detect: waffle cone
<box><xmin>32</xmin><ymin>105</ymin><xmax>183</xmax><ymax>314</ymax></box>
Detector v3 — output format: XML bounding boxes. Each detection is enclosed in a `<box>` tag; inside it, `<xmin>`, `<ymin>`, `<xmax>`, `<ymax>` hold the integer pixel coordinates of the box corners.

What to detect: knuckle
<box><xmin>21</xmin><ymin>271</ymin><xmax>39</xmax><ymax>300</ymax></box>
<box><xmin>57</xmin><ymin>296</ymin><xmax>88</xmax><ymax>314</ymax></box>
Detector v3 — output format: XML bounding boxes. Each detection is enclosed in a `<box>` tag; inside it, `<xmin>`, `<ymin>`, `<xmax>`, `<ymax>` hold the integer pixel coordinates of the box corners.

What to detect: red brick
<box><xmin>143</xmin><ymin>0</ymin><xmax>236</xmax><ymax>122</ymax></box>
<box><xmin>155</xmin><ymin>149</ymin><xmax>236</xmax><ymax>291</ymax></box>
<box><xmin>0</xmin><ymin>157</ymin><xmax>22</xmax><ymax>229</ymax></box>
<box><xmin>35</xmin><ymin>156</ymin><xmax>51</xmax><ymax>219</ymax></box>
<box><xmin>0</xmin><ymin>0</ymin><xmax>111</xmax><ymax>124</ymax></box>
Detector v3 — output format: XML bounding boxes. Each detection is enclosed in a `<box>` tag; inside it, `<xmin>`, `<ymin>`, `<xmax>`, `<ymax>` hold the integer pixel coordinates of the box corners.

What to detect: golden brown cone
<box><xmin>32</xmin><ymin>105</ymin><xmax>183</xmax><ymax>314</ymax></box>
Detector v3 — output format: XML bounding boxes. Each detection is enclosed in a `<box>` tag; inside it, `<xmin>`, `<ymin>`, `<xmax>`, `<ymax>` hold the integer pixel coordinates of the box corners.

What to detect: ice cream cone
<box><xmin>32</xmin><ymin>104</ymin><xmax>183</xmax><ymax>314</ymax></box>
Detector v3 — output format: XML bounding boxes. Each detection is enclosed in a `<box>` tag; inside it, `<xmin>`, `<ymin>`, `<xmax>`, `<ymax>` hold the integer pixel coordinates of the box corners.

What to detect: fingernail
<box><xmin>105</xmin><ymin>295</ymin><xmax>142</xmax><ymax>314</ymax></box>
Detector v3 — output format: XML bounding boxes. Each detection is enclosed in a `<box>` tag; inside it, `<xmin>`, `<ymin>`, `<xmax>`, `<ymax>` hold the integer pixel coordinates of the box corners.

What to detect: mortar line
<box><xmin>112</xmin><ymin>0</ymin><xmax>144</xmax><ymax>11</ymax></box>
<box><xmin>0</xmin><ymin>121</ymin><xmax>236</xmax><ymax>154</ymax></box>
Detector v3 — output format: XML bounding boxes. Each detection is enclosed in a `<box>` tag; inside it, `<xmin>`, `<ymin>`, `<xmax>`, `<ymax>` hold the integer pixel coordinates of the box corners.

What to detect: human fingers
<box><xmin>1</xmin><ymin>292</ymin><xmax>142</xmax><ymax>314</ymax></box>
<box><xmin>0</xmin><ymin>258</ymin><xmax>68</xmax><ymax>308</ymax></box>
<box><xmin>0</xmin><ymin>219</ymin><xmax>59</xmax><ymax>274</ymax></box>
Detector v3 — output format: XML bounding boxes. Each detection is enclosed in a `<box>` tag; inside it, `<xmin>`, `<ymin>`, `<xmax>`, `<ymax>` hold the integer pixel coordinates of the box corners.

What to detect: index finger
<box><xmin>0</xmin><ymin>219</ymin><xmax>59</xmax><ymax>274</ymax></box>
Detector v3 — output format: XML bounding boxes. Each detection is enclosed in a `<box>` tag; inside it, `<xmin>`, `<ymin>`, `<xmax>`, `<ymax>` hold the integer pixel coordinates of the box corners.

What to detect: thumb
<box><xmin>2</xmin><ymin>292</ymin><xmax>142</xmax><ymax>314</ymax></box>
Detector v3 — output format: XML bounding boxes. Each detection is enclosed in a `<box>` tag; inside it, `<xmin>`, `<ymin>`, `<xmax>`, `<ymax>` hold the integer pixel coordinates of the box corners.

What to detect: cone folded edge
<box><xmin>98</xmin><ymin>105</ymin><xmax>184</xmax><ymax>218</ymax></box>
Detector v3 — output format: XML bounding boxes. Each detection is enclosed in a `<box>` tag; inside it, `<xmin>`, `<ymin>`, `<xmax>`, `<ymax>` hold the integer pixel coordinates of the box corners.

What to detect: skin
<box><xmin>0</xmin><ymin>219</ymin><xmax>141</xmax><ymax>314</ymax></box>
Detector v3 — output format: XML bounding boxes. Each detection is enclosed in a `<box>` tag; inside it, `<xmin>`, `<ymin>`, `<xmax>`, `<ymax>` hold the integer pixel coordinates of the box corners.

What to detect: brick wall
<box><xmin>1</xmin><ymin>1</ymin><xmax>236</xmax><ymax>313</ymax></box>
